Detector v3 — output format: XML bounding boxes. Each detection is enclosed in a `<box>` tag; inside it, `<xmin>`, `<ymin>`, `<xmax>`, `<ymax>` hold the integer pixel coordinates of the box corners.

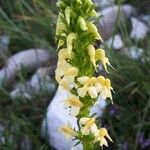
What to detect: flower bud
<box><xmin>65</xmin><ymin>6</ymin><xmax>72</xmax><ymax>25</ymax></box>
<box><xmin>87</xmin><ymin>22</ymin><xmax>103</xmax><ymax>41</ymax></box>
<box><xmin>78</xmin><ymin>16</ymin><xmax>88</xmax><ymax>31</ymax></box>
<box><xmin>56</xmin><ymin>13</ymin><xmax>67</xmax><ymax>36</ymax></box>
<box><xmin>67</xmin><ymin>33</ymin><xmax>77</xmax><ymax>51</ymax></box>
<box><xmin>87</xmin><ymin>45</ymin><xmax>96</xmax><ymax>68</ymax></box>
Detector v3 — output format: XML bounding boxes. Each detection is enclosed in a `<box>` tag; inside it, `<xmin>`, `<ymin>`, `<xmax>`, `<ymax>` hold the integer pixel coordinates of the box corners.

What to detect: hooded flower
<box><xmin>58</xmin><ymin>123</ymin><xmax>78</xmax><ymax>139</ymax></box>
<box><xmin>87</xmin><ymin>45</ymin><xmax>96</xmax><ymax>69</ymax></box>
<box><xmin>58</xmin><ymin>48</ymin><xmax>73</xmax><ymax>61</ymax></box>
<box><xmin>65</xmin><ymin>6</ymin><xmax>72</xmax><ymax>25</ymax></box>
<box><xmin>59</xmin><ymin>67</ymin><xmax>79</xmax><ymax>90</ymax></box>
<box><xmin>56</xmin><ymin>13</ymin><xmax>67</xmax><ymax>37</ymax></box>
<box><xmin>97</xmin><ymin>76</ymin><xmax>113</xmax><ymax>103</ymax></box>
<box><xmin>55</xmin><ymin>60</ymin><xmax>72</xmax><ymax>83</ymax></box>
<box><xmin>95</xmin><ymin>48</ymin><xmax>112</xmax><ymax>73</ymax></box>
<box><xmin>78</xmin><ymin>16</ymin><xmax>88</xmax><ymax>31</ymax></box>
<box><xmin>64</xmin><ymin>94</ymin><xmax>83</xmax><ymax>116</ymax></box>
<box><xmin>67</xmin><ymin>33</ymin><xmax>77</xmax><ymax>52</ymax></box>
<box><xmin>77</xmin><ymin>76</ymin><xmax>98</xmax><ymax>98</ymax></box>
<box><xmin>87</xmin><ymin>22</ymin><xmax>103</xmax><ymax>41</ymax></box>
<box><xmin>94</xmin><ymin>128</ymin><xmax>113</xmax><ymax>148</ymax></box>
<box><xmin>79</xmin><ymin>117</ymin><xmax>98</xmax><ymax>135</ymax></box>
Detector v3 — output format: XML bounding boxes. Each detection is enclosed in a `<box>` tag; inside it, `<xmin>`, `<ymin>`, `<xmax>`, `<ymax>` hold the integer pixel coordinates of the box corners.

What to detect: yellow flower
<box><xmin>79</xmin><ymin>117</ymin><xmax>98</xmax><ymax>135</ymax></box>
<box><xmin>59</xmin><ymin>67</ymin><xmax>79</xmax><ymax>90</ymax></box>
<box><xmin>57</xmin><ymin>33</ymin><xmax>67</xmax><ymax>50</ymax></box>
<box><xmin>95</xmin><ymin>48</ymin><xmax>112</xmax><ymax>73</ymax></box>
<box><xmin>87</xmin><ymin>45</ymin><xmax>96</xmax><ymax>69</ymax></box>
<box><xmin>67</xmin><ymin>33</ymin><xmax>77</xmax><ymax>52</ymax></box>
<box><xmin>58</xmin><ymin>48</ymin><xmax>73</xmax><ymax>61</ymax></box>
<box><xmin>78</xmin><ymin>16</ymin><xmax>88</xmax><ymax>31</ymax></box>
<box><xmin>94</xmin><ymin>128</ymin><xmax>113</xmax><ymax>148</ymax></box>
<box><xmin>64</xmin><ymin>94</ymin><xmax>83</xmax><ymax>116</ymax></box>
<box><xmin>65</xmin><ymin>6</ymin><xmax>72</xmax><ymax>25</ymax></box>
<box><xmin>97</xmin><ymin>76</ymin><xmax>113</xmax><ymax>103</ymax></box>
<box><xmin>55</xmin><ymin>60</ymin><xmax>72</xmax><ymax>83</ymax></box>
<box><xmin>58</xmin><ymin>123</ymin><xmax>78</xmax><ymax>139</ymax></box>
<box><xmin>77</xmin><ymin>77</ymin><xmax>98</xmax><ymax>98</ymax></box>
<box><xmin>56</xmin><ymin>13</ymin><xmax>66</xmax><ymax>37</ymax></box>
<box><xmin>87</xmin><ymin>22</ymin><xmax>103</xmax><ymax>41</ymax></box>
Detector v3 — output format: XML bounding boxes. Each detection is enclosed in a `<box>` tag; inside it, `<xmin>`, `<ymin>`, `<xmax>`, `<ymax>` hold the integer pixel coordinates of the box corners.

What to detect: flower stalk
<box><xmin>55</xmin><ymin>0</ymin><xmax>113</xmax><ymax>149</ymax></box>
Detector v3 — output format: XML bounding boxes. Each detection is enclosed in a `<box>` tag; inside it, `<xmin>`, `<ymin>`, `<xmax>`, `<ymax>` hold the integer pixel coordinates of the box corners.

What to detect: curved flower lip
<box><xmin>79</xmin><ymin>117</ymin><xmax>98</xmax><ymax>135</ymax></box>
<box><xmin>94</xmin><ymin>128</ymin><xmax>113</xmax><ymax>148</ymax></box>
<box><xmin>66</xmin><ymin>33</ymin><xmax>77</xmax><ymax>52</ymax></box>
<box><xmin>58</xmin><ymin>48</ymin><xmax>73</xmax><ymax>61</ymax></box>
<box><xmin>63</xmin><ymin>94</ymin><xmax>83</xmax><ymax>116</ymax></box>
<box><xmin>58</xmin><ymin>123</ymin><xmax>78</xmax><ymax>140</ymax></box>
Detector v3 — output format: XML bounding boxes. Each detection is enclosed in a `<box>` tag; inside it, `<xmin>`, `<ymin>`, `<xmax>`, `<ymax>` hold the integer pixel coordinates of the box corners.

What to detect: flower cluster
<box><xmin>55</xmin><ymin>0</ymin><xmax>113</xmax><ymax>149</ymax></box>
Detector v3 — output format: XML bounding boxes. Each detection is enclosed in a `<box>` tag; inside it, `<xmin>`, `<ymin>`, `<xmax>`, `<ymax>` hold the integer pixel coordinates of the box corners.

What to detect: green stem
<box><xmin>82</xmin><ymin>140</ymin><xmax>95</xmax><ymax>150</ymax></box>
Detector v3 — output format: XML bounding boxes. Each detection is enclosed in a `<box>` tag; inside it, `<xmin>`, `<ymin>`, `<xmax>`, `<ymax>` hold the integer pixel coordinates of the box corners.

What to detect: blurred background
<box><xmin>0</xmin><ymin>0</ymin><xmax>149</xmax><ymax>150</ymax></box>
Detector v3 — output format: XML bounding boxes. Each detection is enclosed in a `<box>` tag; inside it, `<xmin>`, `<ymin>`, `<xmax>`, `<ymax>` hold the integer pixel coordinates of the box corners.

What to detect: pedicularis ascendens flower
<box><xmin>55</xmin><ymin>0</ymin><xmax>114</xmax><ymax>149</ymax></box>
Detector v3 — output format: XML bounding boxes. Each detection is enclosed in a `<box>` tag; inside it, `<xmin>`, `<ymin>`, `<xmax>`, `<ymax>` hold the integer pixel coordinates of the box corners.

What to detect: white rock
<box><xmin>139</xmin><ymin>15</ymin><xmax>150</xmax><ymax>28</ymax></box>
<box><xmin>30</xmin><ymin>67</ymin><xmax>55</xmax><ymax>92</ymax></box>
<box><xmin>0</xmin><ymin>49</ymin><xmax>52</xmax><ymax>86</ymax></box>
<box><xmin>10</xmin><ymin>83</ymin><xmax>32</xmax><ymax>100</ymax></box>
<box><xmin>99</xmin><ymin>5</ymin><xmax>136</xmax><ymax>40</ymax></box>
<box><xmin>130</xmin><ymin>17</ymin><xmax>148</xmax><ymax>41</ymax></box>
<box><xmin>128</xmin><ymin>46</ymin><xmax>143</xmax><ymax>60</ymax></box>
<box><xmin>106</xmin><ymin>34</ymin><xmax>124</xmax><ymax>50</ymax></box>
<box><xmin>42</xmin><ymin>87</ymin><xmax>107</xmax><ymax>150</ymax></box>
<box><xmin>10</xmin><ymin>67</ymin><xmax>56</xmax><ymax>99</ymax></box>
<box><xmin>94</xmin><ymin>0</ymin><xmax>114</xmax><ymax>9</ymax></box>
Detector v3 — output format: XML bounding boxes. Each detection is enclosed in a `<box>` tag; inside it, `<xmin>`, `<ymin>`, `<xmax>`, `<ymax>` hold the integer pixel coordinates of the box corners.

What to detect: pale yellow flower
<box><xmin>59</xmin><ymin>67</ymin><xmax>79</xmax><ymax>90</ymax></box>
<box><xmin>97</xmin><ymin>76</ymin><xmax>113</xmax><ymax>103</ymax></box>
<box><xmin>58</xmin><ymin>123</ymin><xmax>78</xmax><ymax>139</ymax></box>
<box><xmin>79</xmin><ymin>117</ymin><xmax>98</xmax><ymax>135</ymax></box>
<box><xmin>87</xmin><ymin>45</ymin><xmax>96</xmax><ymax>69</ymax></box>
<box><xmin>65</xmin><ymin>6</ymin><xmax>72</xmax><ymax>25</ymax></box>
<box><xmin>57</xmin><ymin>33</ymin><xmax>67</xmax><ymax>50</ymax></box>
<box><xmin>58</xmin><ymin>48</ymin><xmax>73</xmax><ymax>61</ymax></box>
<box><xmin>67</xmin><ymin>33</ymin><xmax>77</xmax><ymax>52</ymax></box>
<box><xmin>77</xmin><ymin>76</ymin><xmax>89</xmax><ymax>85</ymax></box>
<box><xmin>87</xmin><ymin>22</ymin><xmax>103</xmax><ymax>41</ymax></box>
<box><xmin>94</xmin><ymin>128</ymin><xmax>113</xmax><ymax>148</ymax></box>
<box><xmin>55</xmin><ymin>60</ymin><xmax>72</xmax><ymax>83</ymax></box>
<box><xmin>78</xmin><ymin>16</ymin><xmax>88</xmax><ymax>31</ymax></box>
<box><xmin>95</xmin><ymin>48</ymin><xmax>111</xmax><ymax>73</ymax></box>
<box><xmin>56</xmin><ymin>13</ymin><xmax>66</xmax><ymax>36</ymax></box>
<box><xmin>77</xmin><ymin>77</ymin><xmax>98</xmax><ymax>98</ymax></box>
<box><xmin>64</xmin><ymin>94</ymin><xmax>83</xmax><ymax>116</ymax></box>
